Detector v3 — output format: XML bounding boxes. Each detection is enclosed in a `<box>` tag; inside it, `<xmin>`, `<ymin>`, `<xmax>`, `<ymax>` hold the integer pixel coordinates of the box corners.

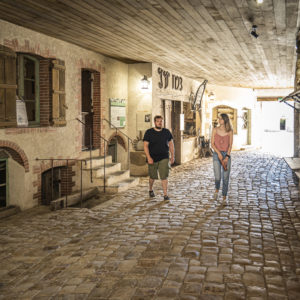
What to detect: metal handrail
<box><xmin>76</xmin><ymin>118</ymin><xmax>108</xmax><ymax>192</ymax></box>
<box><xmin>104</xmin><ymin>118</ymin><xmax>133</xmax><ymax>169</ymax></box>
<box><xmin>36</xmin><ymin>158</ymin><xmax>86</xmax><ymax>208</ymax></box>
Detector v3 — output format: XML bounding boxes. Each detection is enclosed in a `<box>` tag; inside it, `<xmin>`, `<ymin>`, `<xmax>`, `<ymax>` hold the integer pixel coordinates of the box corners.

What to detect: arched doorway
<box><xmin>212</xmin><ymin>105</ymin><xmax>237</xmax><ymax>134</ymax></box>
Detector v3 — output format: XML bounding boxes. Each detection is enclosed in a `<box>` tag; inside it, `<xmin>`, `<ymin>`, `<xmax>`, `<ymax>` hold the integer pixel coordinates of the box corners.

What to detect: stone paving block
<box><xmin>182</xmin><ymin>282</ymin><xmax>202</xmax><ymax>295</ymax></box>
<box><xmin>157</xmin><ymin>286</ymin><xmax>180</xmax><ymax>298</ymax></box>
<box><xmin>205</xmin><ymin>272</ymin><xmax>223</xmax><ymax>283</ymax></box>
<box><xmin>184</xmin><ymin>273</ymin><xmax>205</xmax><ymax>282</ymax></box>
<box><xmin>246</xmin><ymin>286</ymin><xmax>267</xmax><ymax>297</ymax></box>
<box><xmin>202</xmin><ymin>282</ymin><xmax>225</xmax><ymax>295</ymax></box>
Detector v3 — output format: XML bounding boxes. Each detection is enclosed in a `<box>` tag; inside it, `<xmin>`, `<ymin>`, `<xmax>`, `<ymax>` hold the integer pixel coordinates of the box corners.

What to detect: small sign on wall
<box><xmin>137</xmin><ymin>111</ymin><xmax>151</xmax><ymax>132</ymax></box>
<box><xmin>16</xmin><ymin>97</ymin><xmax>28</xmax><ymax>127</ymax></box>
<box><xmin>110</xmin><ymin>98</ymin><xmax>126</xmax><ymax>128</ymax></box>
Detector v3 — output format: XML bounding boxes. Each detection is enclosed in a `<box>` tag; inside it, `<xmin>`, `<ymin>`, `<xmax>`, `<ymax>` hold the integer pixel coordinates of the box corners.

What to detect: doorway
<box><xmin>42</xmin><ymin>167</ymin><xmax>62</xmax><ymax>205</ymax></box>
<box><xmin>82</xmin><ymin>70</ymin><xmax>94</xmax><ymax>150</ymax></box>
<box><xmin>0</xmin><ymin>159</ymin><xmax>7</xmax><ymax>207</ymax></box>
<box><xmin>162</xmin><ymin>99</ymin><xmax>182</xmax><ymax>164</ymax></box>
<box><xmin>108</xmin><ymin>138</ymin><xmax>117</xmax><ymax>163</ymax></box>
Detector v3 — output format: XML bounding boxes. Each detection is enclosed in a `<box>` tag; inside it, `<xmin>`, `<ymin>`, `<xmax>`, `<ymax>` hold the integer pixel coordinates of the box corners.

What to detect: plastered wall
<box><xmin>0</xmin><ymin>20</ymin><xmax>129</xmax><ymax>209</ymax></box>
<box><xmin>203</xmin><ymin>84</ymin><xmax>259</xmax><ymax>150</ymax></box>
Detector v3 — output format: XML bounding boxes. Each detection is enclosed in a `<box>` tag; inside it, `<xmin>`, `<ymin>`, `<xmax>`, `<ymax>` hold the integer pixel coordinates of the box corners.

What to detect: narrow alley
<box><xmin>0</xmin><ymin>151</ymin><xmax>300</xmax><ymax>299</ymax></box>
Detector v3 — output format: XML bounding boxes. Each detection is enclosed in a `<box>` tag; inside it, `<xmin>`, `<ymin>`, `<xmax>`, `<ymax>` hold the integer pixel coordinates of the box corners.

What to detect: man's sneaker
<box><xmin>163</xmin><ymin>195</ymin><xmax>170</xmax><ymax>201</ymax></box>
<box><xmin>149</xmin><ymin>190</ymin><xmax>155</xmax><ymax>197</ymax></box>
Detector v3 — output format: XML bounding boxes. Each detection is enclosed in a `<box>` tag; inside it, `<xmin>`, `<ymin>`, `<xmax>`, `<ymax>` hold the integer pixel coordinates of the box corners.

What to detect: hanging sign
<box><xmin>109</xmin><ymin>98</ymin><xmax>126</xmax><ymax>128</ymax></box>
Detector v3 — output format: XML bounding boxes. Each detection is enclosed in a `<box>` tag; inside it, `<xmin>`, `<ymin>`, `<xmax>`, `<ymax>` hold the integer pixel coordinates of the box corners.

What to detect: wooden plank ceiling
<box><xmin>0</xmin><ymin>0</ymin><xmax>299</xmax><ymax>88</ymax></box>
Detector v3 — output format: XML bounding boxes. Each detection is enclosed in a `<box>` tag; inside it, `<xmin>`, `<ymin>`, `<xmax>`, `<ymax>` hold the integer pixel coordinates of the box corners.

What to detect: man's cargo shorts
<box><xmin>148</xmin><ymin>158</ymin><xmax>170</xmax><ymax>180</ymax></box>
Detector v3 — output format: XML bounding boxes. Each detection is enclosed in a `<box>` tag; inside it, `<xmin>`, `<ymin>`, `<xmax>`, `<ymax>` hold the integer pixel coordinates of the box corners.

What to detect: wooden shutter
<box><xmin>51</xmin><ymin>59</ymin><xmax>66</xmax><ymax>126</ymax></box>
<box><xmin>0</xmin><ymin>45</ymin><xmax>17</xmax><ymax>127</ymax></box>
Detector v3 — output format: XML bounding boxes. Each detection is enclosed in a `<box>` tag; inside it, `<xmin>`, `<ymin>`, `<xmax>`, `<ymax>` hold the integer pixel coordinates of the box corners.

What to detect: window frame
<box><xmin>18</xmin><ymin>54</ymin><xmax>40</xmax><ymax>126</ymax></box>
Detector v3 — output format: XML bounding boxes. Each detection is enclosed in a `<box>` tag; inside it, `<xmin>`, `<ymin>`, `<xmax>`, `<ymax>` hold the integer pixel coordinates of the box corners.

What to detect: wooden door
<box><xmin>108</xmin><ymin>138</ymin><xmax>117</xmax><ymax>163</ymax></box>
<box><xmin>42</xmin><ymin>168</ymin><xmax>61</xmax><ymax>205</ymax></box>
<box><xmin>82</xmin><ymin>70</ymin><xmax>94</xmax><ymax>149</ymax></box>
<box><xmin>0</xmin><ymin>160</ymin><xmax>7</xmax><ymax>207</ymax></box>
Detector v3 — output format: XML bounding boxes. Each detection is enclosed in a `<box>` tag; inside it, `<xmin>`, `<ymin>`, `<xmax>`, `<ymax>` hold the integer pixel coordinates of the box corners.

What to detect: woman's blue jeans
<box><xmin>213</xmin><ymin>151</ymin><xmax>231</xmax><ymax>196</ymax></box>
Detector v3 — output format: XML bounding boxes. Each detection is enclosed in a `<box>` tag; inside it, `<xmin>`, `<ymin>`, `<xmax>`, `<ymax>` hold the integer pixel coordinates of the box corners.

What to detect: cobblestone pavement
<box><xmin>1</xmin><ymin>151</ymin><xmax>300</xmax><ymax>300</ymax></box>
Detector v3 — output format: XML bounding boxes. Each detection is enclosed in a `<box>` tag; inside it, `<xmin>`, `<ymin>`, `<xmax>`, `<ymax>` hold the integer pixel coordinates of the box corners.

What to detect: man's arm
<box><xmin>144</xmin><ymin>141</ymin><xmax>153</xmax><ymax>164</ymax></box>
<box><xmin>169</xmin><ymin>139</ymin><xmax>175</xmax><ymax>164</ymax></box>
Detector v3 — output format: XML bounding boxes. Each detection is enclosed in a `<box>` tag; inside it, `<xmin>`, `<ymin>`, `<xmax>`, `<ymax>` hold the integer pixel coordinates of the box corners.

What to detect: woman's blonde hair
<box><xmin>220</xmin><ymin>113</ymin><xmax>233</xmax><ymax>132</ymax></box>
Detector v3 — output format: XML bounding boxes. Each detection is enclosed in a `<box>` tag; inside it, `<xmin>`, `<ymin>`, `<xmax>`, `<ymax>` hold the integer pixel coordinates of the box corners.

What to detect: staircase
<box><xmin>80</xmin><ymin>150</ymin><xmax>139</xmax><ymax>193</ymax></box>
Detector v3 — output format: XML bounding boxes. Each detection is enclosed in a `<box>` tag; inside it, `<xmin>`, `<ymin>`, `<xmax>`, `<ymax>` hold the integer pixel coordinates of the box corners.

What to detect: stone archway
<box><xmin>212</xmin><ymin>105</ymin><xmax>237</xmax><ymax>134</ymax></box>
<box><xmin>107</xmin><ymin>133</ymin><xmax>127</xmax><ymax>152</ymax></box>
<box><xmin>0</xmin><ymin>141</ymin><xmax>29</xmax><ymax>172</ymax></box>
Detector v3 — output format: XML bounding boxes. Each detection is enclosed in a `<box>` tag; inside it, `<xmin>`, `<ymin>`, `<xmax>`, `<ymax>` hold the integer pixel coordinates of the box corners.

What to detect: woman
<box><xmin>211</xmin><ymin>113</ymin><xmax>233</xmax><ymax>204</ymax></box>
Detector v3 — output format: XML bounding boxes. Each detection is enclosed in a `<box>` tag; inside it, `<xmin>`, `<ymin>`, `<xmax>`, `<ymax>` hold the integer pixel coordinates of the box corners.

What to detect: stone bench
<box><xmin>284</xmin><ymin>157</ymin><xmax>300</xmax><ymax>171</ymax></box>
<box><xmin>284</xmin><ymin>157</ymin><xmax>300</xmax><ymax>193</ymax></box>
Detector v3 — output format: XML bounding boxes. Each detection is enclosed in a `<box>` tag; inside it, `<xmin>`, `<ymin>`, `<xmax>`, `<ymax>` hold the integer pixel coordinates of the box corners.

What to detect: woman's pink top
<box><xmin>214</xmin><ymin>132</ymin><xmax>230</xmax><ymax>152</ymax></box>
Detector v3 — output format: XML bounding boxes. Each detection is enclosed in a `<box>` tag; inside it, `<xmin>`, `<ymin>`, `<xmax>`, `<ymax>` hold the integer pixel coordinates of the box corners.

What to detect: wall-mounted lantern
<box><xmin>208</xmin><ymin>91</ymin><xmax>215</xmax><ymax>101</ymax></box>
<box><xmin>141</xmin><ymin>75</ymin><xmax>150</xmax><ymax>89</ymax></box>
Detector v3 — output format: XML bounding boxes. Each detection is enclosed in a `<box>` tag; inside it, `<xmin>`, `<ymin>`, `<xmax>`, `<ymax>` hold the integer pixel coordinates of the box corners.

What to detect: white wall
<box><xmin>203</xmin><ymin>85</ymin><xmax>259</xmax><ymax>150</ymax></box>
<box><xmin>259</xmin><ymin>101</ymin><xmax>294</xmax><ymax>156</ymax></box>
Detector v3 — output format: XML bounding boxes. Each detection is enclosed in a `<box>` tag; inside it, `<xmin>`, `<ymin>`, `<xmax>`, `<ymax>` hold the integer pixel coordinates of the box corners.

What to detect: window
<box><xmin>280</xmin><ymin>118</ymin><xmax>286</xmax><ymax>130</ymax></box>
<box><xmin>0</xmin><ymin>45</ymin><xmax>66</xmax><ymax>128</ymax></box>
<box><xmin>18</xmin><ymin>54</ymin><xmax>40</xmax><ymax>124</ymax></box>
<box><xmin>183</xmin><ymin>102</ymin><xmax>196</xmax><ymax>136</ymax></box>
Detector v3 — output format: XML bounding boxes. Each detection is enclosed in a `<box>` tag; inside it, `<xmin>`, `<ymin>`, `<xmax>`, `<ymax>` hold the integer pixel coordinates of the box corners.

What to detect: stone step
<box><xmin>78</xmin><ymin>149</ymin><xmax>102</xmax><ymax>160</ymax></box>
<box><xmin>100</xmin><ymin>177</ymin><xmax>140</xmax><ymax>193</ymax></box>
<box><xmin>83</xmin><ymin>162</ymin><xmax>121</xmax><ymax>177</ymax></box>
<box><xmin>84</xmin><ymin>155</ymin><xmax>113</xmax><ymax>169</ymax></box>
<box><xmin>0</xmin><ymin>206</ymin><xmax>20</xmax><ymax>219</ymax></box>
<box><xmin>97</xmin><ymin>170</ymin><xmax>130</xmax><ymax>186</ymax></box>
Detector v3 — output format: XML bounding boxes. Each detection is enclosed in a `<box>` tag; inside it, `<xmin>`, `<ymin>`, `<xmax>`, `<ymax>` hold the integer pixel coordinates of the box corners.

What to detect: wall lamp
<box><xmin>208</xmin><ymin>91</ymin><xmax>215</xmax><ymax>101</ymax></box>
<box><xmin>257</xmin><ymin>0</ymin><xmax>263</xmax><ymax>4</ymax></box>
<box><xmin>141</xmin><ymin>75</ymin><xmax>150</xmax><ymax>89</ymax></box>
<box><xmin>250</xmin><ymin>25</ymin><xmax>259</xmax><ymax>38</ymax></box>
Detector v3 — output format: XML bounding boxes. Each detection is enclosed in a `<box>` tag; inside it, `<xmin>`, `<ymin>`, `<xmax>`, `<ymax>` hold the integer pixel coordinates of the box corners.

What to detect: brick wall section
<box><xmin>39</xmin><ymin>59</ymin><xmax>52</xmax><ymax>126</ymax></box>
<box><xmin>0</xmin><ymin>140</ymin><xmax>29</xmax><ymax>172</ymax></box>
<box><xmin>61</xmin><ymin>165</ymin><xmax>75</xmax><ymax>197</ymax></box>
<box><xmin>32</xmin><ymin>160</ymin><xmax>76</xmax><ymax>205</ymax></box>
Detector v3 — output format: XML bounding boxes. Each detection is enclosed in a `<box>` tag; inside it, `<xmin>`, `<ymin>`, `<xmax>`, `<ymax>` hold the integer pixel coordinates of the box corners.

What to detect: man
<box><xmin>143</xmin><ymin>115</ymin><xmax>175</xmax><ymax>200</ymax></box>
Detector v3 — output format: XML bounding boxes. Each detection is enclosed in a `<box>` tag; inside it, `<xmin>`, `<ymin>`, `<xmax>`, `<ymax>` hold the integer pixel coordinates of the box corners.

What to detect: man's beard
<box><xmin>155</xmin><ymin>126</ymin><xmax>162</xmax><ymax>129</ymax></box>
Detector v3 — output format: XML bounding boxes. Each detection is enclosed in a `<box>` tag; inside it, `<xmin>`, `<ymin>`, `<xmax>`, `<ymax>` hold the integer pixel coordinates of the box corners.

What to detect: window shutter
<box><xmin>0</xmin><ymin>45</ymin><xmax>17</xmax><ymax>127</ymax></box>
<box><xmin>51</xmin><ymin>59</ymin><xmax>66</xmax><ymax>126</ymax></box>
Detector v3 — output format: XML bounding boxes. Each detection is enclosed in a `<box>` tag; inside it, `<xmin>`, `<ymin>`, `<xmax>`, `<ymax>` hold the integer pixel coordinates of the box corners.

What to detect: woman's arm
<box><xmin>223</xmin><ymin>130</ymin><xmax>233</xmax><ymax>166</ymax></box>
<box><xmin>227</xmin><ymin>130</ymin><xmax>233</xmax><ymax>156</ymax></box>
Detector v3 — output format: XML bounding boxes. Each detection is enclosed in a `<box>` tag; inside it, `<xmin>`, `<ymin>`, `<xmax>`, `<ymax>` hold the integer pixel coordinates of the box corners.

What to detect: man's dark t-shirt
<box><xmin>143</xmin><ymin>128</ymin><xmax>173</xmax><ymax>162</ymax></box>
